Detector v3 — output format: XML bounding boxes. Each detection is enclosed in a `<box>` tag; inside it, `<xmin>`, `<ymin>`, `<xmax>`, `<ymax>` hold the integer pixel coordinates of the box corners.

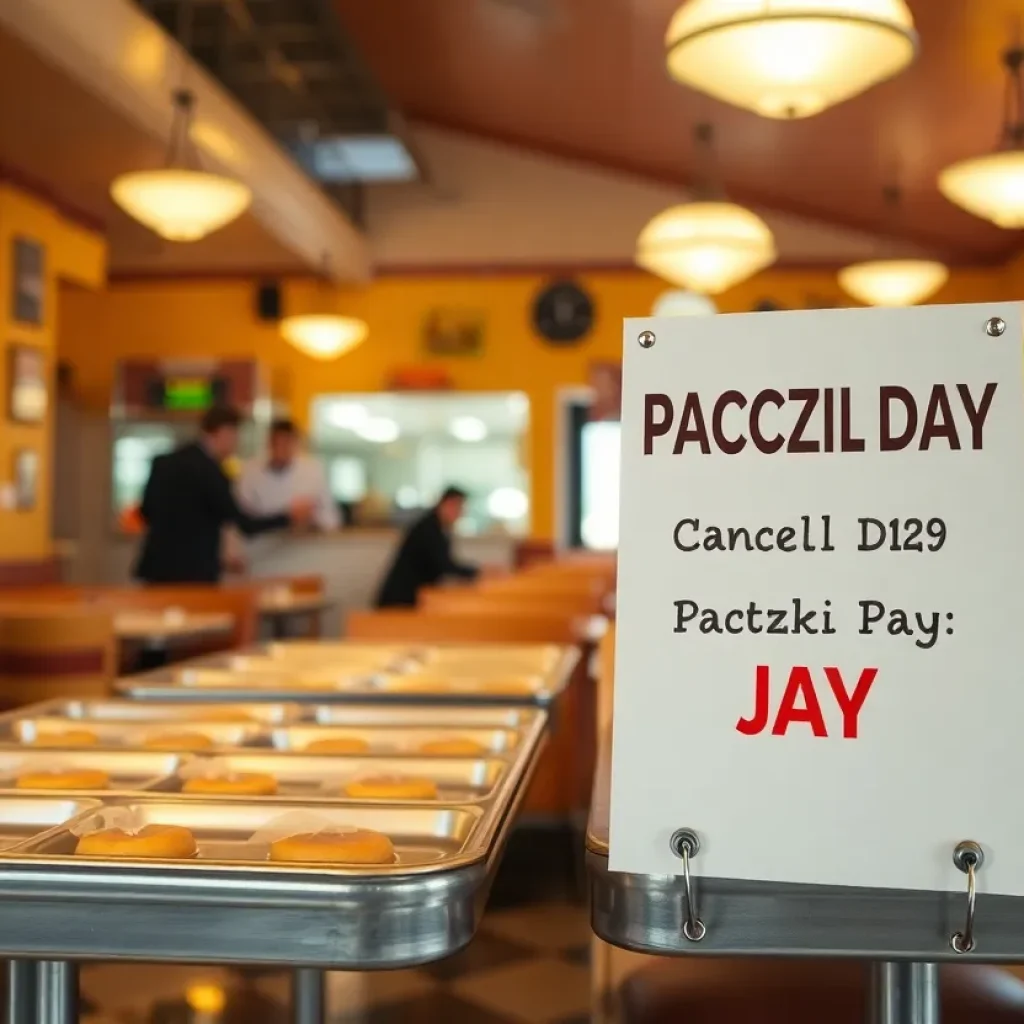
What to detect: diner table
<box><xmin>114</xmin><ymin>611</ymin><xmax>236</xmax><ymax>671</ymax></box>
<box><xmin>257</xmin><ymin>590</ymin><xmax>335</xmax><ymax>640</ymax></box>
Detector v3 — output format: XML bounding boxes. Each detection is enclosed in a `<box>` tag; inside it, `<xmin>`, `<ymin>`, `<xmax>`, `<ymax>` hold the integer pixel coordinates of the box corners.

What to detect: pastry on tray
<box><xmin>418</xmin><ymin>738</ymin><xmax>487</xmax><ymax>756</ymax></box>
<box><xmin>269</xmin><ymin>828</ymin><xmax>395</xmax><ymax>865</ymax></box>
<box><xmin>16</xmin><ymin>768</ymin><xmax>110</xmax><ymax>790</ymax></box>
<box><xmin>343</xmin><ymin>775</ymin><xmax>438</xmax><ymax>800</ymax></box>
<box><xmin>303</xmin><ymin>737</ymin><xmax>370</xmax><ymax>755</ymax></box>
<box><xmin>182</xmin><ymin>773</ymin><xmax>278</xmax><ymax>796</ymax></box>
<box><xmin>29</xmin><ymin>730</ymin><xmax>100</xmax><ymax>748</ymax></box>
<box><xmin>75</xmin><ymin>824</ymin><xmax>198</xmax><ymax>859</ymax></box>
<box><xmin>142</xmin><ymin>732</ymin><xmax>216</xmax><ymax>751</ymax></box>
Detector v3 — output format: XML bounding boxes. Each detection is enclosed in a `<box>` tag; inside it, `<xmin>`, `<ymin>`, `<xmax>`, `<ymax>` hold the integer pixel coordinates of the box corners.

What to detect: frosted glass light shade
<box><xmin>280</xmin><ymin>315</ymin><xmax>368</xmax><ymax>360</ymax></box>
<box><xmin>665</xmin><ymin>0</ymin><xmax>917</xmax><ymax>119</ymax></box>
<box><xmin>111</xmin><ymin>168</ymin><xmax>251</xmax><ymax>241</ymax></box>
<box><xmin>652</xmin><ymin>289</ymin><xmax>718</xmax><ymax>316</ymax></box>
<box><xmin>838</xmin><ymin>259</ymin><xmax>949</xmax><ymax>307</ymax></box>
<box><xmin>637</xmin><ymin>201</ymin><xmax>776</xmax><ymax>294</ymax></box>
<box><xmin>938</xmin><ymin>150</ymin><xmax>1024</xmax><ymax>229</ymax></box>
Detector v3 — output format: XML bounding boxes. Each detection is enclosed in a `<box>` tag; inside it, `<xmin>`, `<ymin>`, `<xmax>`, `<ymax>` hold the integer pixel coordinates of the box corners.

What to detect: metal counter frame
<box><xmin>586</xmin><ymin>731</ymin><xmax>1024</xmax><ymax>1024</ymax></box>
<box><xmin>0</xmin><ymin>710</ymin><xmax>549</xmax><ymax>1024</ymax></box>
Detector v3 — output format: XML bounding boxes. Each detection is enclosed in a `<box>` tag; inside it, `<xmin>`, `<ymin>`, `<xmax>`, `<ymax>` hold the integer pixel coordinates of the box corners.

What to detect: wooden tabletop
<box><xmin>258</xmin><ymin>592</ymin><xmax>334</xmax><ymax>616</ymax></box>
<box><xmin>114</xmin><ymin>611</ymin><xmax>236</xmax><ymax>645</ymax></box>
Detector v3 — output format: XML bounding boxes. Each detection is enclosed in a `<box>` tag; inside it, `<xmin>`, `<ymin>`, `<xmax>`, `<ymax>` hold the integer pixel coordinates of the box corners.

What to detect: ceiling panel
<box><xmin>334</xmin><ymin>0</ymin><xmax>1024</xmax><ymax>263</ymax></box>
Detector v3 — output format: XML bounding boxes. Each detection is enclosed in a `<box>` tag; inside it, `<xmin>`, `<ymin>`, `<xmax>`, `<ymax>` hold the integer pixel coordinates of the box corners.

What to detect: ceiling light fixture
<box><xmin>652</xmin><ymin>290</ymin><xmax>718</xmax><ymax>316</ymax></box>
<box><xmin>636</xmin><ymin>124</ymin><xmax>776</xmax><ymax>294</ymax></box>
<box><xmin>939</xmin><ymin>48</ymin><xmax>1024</xmax><ymax>228</ymax></box>
<box><xmin>281</xmin><ymin>257</ymin><xmax>370</xmax><ymax>361</ymax></box>
<box><xmin>665</xmin><ymin>0</ymin><xmax>918</xmax><ymax>120</ymax></box>
<box><xmin>111</xmin><ymin>90</ymin><xmax>251</xmax><ymax>242</ymax></box>
<box><xmin>838</xmin><ymin>186</ymin><xmax>949</xmax><ymax>306</ymax></box>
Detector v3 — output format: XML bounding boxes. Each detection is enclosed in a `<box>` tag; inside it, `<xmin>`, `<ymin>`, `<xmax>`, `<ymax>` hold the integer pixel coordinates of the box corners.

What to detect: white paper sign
<box><xmin>610</xmin><ymin>302</ymin><xmax>1024</xmax><ymax>896</ymax></box>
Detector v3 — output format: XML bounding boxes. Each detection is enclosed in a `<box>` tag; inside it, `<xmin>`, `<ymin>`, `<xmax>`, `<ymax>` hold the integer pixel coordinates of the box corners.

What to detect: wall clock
<box><xmin>532</xmin><ymin>279</ymin><xmax>595</xmax><ymax>345</ymax></box>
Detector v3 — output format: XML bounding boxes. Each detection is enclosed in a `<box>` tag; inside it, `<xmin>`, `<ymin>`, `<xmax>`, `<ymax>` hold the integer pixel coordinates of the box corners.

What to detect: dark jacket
<box><xmin>375</xmin><ymin>509</ymin><xmax>479</xmax><ymax>607</ymax></box>
<box><xmin>134</xmin><ymin>442</ymin><xmax>290</xmax><ymax>584</ymax></box>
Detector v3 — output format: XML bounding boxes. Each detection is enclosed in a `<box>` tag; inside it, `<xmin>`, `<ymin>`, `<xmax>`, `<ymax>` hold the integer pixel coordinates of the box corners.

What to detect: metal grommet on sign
<box><xmin>950</xmin><ymin>840</ymin><xmax>984</xmax><ymax>953</ymax></box>
<box><xmin>638</xmin><ymin>330</ymin><xmax>656</xmax><ymax>348</ymax></box>
<box><xmin>985</xmin><ymin>316</ymin><xmax>1006</xmax><ymax>337</ymax></box>
<box><xmin>669</xmin><ymin>828</ymin><xmax>706</xmax><ymax>942</ymax></box>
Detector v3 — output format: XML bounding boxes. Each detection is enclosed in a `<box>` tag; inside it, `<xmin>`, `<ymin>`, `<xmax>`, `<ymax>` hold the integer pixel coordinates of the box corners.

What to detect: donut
<box><xmin>29</xmin><ymin>730</ymin><xmax>99</xmax><ymax>748</ymax></box>
<box><xmin>142</xmin><ymin>732</ymin><xmax>215</xmax><ymax>751</ymax></box>
<box><xmin>182</xmin><ymin>773</ymin><xmax>277</xmax><ymax>796</ymax></box>
<box><xmin>303</xmin><ymin>737</ymin><xmax>370</xmax><ymax>755</ymax></box>
<box><xmin>343</xmin><ymin>775</ymin><xmax>438</xmax><ymax>800</ymax></box>
<box><xmin>269</xmin><ymin>829</ymin><xmax>395</xmax><ymax>865</ymax></box>
<box><xmin>16</xmin><ymin>769</ymin><xmax>110</xmax><ymax>790</ymax></box>
<box><xmin>418</xmin><ymin>738</ymin><xmax>487</xmax><ymax>756</ymax></box>
<box><xmin>75</xmin><ymin>824</ymin><xmax>198</xmax><ymax>859</ymax></box>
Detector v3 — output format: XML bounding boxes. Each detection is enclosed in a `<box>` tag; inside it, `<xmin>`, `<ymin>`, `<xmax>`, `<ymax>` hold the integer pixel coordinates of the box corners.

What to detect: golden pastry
<box><xmin>343</xmin><ymin>775</ymin><xmax>438</xmax><ymax>800</ymax></box>
<box><xmin>29</xmin><ymin>730</ymin><xmax>99</xmax><ymax>748</ymax></box>
<box><xmin>269</xmin><ymin>829</ymin><xmax>395</xmax><ymax>865</ymax></box>
<box><xmin>303</xmin><ymin>737</ymin><xmax>370</xmax><ymax>755</ymax></box>
<box><xmin>142</xmin><ymin>732</ymin><xmax>215</xmax><ymax>751</ymax></box>
<box><xmin>418</xmin><ymin>738</ymin><xmax>487</xmax><ymax>756</ymax></box>
<box><xmin>76</xmin><ymin>824</ymin><xmax>197</xmax><ymax>859</ymax></box>
<box><xmin>16</xmin><ymin>769</ymin><xmax>109</xmax><ymax>790</ymax></box>
<box><xmin>182</xmin><ymin>773</ymin><xmax>277</xmax><ymax>796</ymax></box>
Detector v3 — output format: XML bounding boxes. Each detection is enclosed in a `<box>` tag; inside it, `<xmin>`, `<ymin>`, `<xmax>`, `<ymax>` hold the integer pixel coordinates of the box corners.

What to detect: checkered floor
<box><xmin>80</xmin><ymin>900</ymin><xmax>593</xmax><ymax>1024</ymax></box>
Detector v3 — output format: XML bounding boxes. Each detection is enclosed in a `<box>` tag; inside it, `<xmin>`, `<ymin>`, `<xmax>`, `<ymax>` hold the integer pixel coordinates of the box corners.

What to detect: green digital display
<box><xmin>163</xmin><ymin>377</ymin><xmax>214</xmax><ymax>410</ymax></box>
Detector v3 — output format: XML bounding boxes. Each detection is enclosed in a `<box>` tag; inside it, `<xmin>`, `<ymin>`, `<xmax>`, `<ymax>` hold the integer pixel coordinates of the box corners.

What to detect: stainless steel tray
<box><xmin>270</xmin><ymin>725</ymin><xmax>520</xmax><ymax>757</ymax></box>
<box><xmin>0</xmin><ymin>750</ymin><xmax>187</xmax><ymax>794</ymax></box>
<box><xmin>0</xmin><ymin>784</ymin><xmax>534</xmax><ymax>968</ymax></box>
<box><xmin>311</xmin><ymin>704</ymin><xmax>541</xmax><ymax>729</ymax></box>
<box><xmin>0</xmin><ymin>699</ymin><xmax>298</xmax><ymax>729</ymax></box>
<box><xmin>21</xmin><ymin>799</ymin><xmax>486</xmax><ymax>872</ymax></box>
<box><xmin>0</xmin><ymin>796</ymin><xmax>101</xmax><ymax>851</ymax></box>
<box><xmin>119</xmin><ymin>646</ymin><xmax>580</xmax><ymax>707</ymax></box>
<box><xmin>3</xmin><ymin>718</ymin><xmax>265</xmax><ymax>751</ymax></box>
<box><xmin>585</xmin><ymin>731</ymin><xmax>1024</xmax><ymax>962</ymax></box>
<box><xmin>170</xmin><ymin>753</ymin><xmax>508</xmax><ymax>804</ymax></box>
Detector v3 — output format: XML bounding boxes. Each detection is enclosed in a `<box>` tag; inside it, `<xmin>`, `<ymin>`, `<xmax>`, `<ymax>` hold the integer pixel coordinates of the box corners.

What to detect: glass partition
<box><xmin>310</xmin><ymin>392</ymin><xmax>530</xmax><ymax>536</ymax></box>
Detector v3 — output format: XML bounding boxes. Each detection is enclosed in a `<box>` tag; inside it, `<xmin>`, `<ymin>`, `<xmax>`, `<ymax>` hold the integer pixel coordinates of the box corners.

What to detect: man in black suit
<box><xmin>375</xmin><ymin>486</ymin><xmax>480</xmax><ymax>607</ymax></box>
<box><xmin>135</xmin><ymin>406</ymin><xmax>311</xmax><ymax>584</ymax></box>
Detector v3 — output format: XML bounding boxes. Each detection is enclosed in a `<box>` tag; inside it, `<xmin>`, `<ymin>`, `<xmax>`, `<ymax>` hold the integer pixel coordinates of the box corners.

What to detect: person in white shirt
<box><xmin>237</xmin><ymin>419</ymin><xmax>340</xmax><ymax>532</ymax></box>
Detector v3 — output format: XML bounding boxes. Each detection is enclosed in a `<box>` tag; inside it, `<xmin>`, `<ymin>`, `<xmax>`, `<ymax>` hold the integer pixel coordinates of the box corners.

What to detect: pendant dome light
<box><xmin>110</xmin><ymin>94</ymin><xmax>252</xmax><ymax>242</ymax></box>
<box><xmin>665</xmin><ymin>0</ymin><xmax>918</xmax><ymax>120</ymax></box>
<box><xmin>652</xmin><ymin>290</ymin><xmax>718</xmax><ymax>316</ymax></box>
<box><xmin>939</xmin><ymin>47</ymin><xmax>1024</xmax><ymax>228</ymax></box>
<box><xmin>281</xmin><ymin>259</ymin><xmax>369</xmax><ymax>361</ymax></box>
<box><xmin>636</xmin><ymin>124</ymin><xmax>776</xmax><ymax>295</ymax></box>
<box><xmin>838</xmin><ymin>186</ymin><xmax>949</xmax><ymax>306</ymax></box>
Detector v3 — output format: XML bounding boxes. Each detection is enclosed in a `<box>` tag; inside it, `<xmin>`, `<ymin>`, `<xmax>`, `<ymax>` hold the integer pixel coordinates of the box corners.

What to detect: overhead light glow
<box><xmin>838</xmin><ymin>259</ymin><xmax>949</xmax><ymax>307</ymax></box>
<box><xmin>111</xmin><ymin>168</ymin><xmax>251</xmax><ymax>242</ymax></box>
<box><xmin>652</xmin><ymin>289</ymin><xmax>718</xmax><ymax>316</ymax></box>
<box><xmin>636</xmin><ymin>201</ymin><xmax>776</xmax><ymax>294</ymax></box>
<box><xmin>665</xmin><ymin>0</ymin><xmax>918</xmax><ymax>119</ymax></box>
<box><xmin>449</xmin><ymin>416</ymin><xmax>488</xmax><ymax>442</ymax></box>
<box><xmin>281</xmin><ymin>315</ymin><xmax>368</xmax><ymax>361</ymax></box>
<box><xmin>326</xmin><ymin>403</ymin><xmax>369</xmax><ymax>430</ymax></box>
<box><xmin>487</xmin><ymin>487</ymin><xmax>529</xmax><ymax>521</ymax></box>
<box><xmin>938</xmin><ymin>150</ymin><xmax>1024</xmax><ymax>229</ymax></box>
<box><xmin>356</xmin><ymin>417</ymin><xmax>400</xmax><ymax>443</ymax></box>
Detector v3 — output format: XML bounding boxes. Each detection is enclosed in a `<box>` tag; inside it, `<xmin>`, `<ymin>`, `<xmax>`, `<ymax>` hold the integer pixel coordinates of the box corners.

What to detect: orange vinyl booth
<box><xmin>0</xmin><ymin>604</ymin><xmax>117</xmax><ymax>709</ymax></box>
<box><xmin>345</xmin><ymin>609</ymin><xmax>596</xmax><ymax>820</ymax></box>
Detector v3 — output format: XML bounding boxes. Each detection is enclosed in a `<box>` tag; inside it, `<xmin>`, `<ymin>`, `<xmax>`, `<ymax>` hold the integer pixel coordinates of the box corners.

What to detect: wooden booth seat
<box><xmin>0</xmin><ymin>604</ymin><xmax>116</xmax><ymax>709</ymax></box>
<box><xmin>345</xmin><ymin>608</ymin><xmax>595</xmax><ymax>818</ymax></box>
<box><xmin>616</xmin><ymin>959</ymin><xmax>1024</xmax><ymax>1024</ymax></box>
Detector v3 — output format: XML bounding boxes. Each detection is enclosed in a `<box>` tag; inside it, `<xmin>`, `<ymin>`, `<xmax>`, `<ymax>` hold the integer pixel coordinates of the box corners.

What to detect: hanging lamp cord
<box><xmin>164</xmin><ymin>0</ymin><xmax>199</xmax><ymax>169</ymax></box>
<box><xmin>1001</xmin><ymin>47</ymin><xmax>1024</xmax><ymax>148</ymax></box>
<box><xmin>690</xmin><ymin>123</ymin><xmax>726</xmax><ymax>202</ymax></box>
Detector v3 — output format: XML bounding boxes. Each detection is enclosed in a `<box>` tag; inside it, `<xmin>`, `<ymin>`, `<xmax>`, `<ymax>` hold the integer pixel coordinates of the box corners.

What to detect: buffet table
<box><xmin>0</xmin><ymin>639</ymin><xmax>577</xmax><ymax>1024</ymax></box>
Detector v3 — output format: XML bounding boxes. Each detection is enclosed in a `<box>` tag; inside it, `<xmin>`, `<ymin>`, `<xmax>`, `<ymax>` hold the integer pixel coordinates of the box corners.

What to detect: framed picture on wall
<box><xmin>422</xmin><ymin>308</ymin><xmax>485</xmax><ymax>356</ymax></box>
<box><xmin>7</xmin><ymin>344</ymin><xmax>47</xmax><ymax>423</ymax></box>
<box><xmin>12</xmin><ymin>448</ymin><xmax>38</xmax><ymax>511</ymax></box>
<box><xmin>11</xmin><ymin>237</ymin><xmax>45</xmax><ymax>325</ymax></box>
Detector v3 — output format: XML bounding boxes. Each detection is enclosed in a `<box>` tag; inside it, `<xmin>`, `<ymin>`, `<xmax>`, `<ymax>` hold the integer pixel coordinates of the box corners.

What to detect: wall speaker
<box><xmin>256</xmin><ymin>281</ymin><xmax>281</xmax><ymax>321</ymax></box>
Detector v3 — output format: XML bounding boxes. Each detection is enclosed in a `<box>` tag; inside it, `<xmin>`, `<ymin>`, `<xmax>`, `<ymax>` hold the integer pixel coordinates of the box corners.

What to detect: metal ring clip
<box><xmin>669</xmin><ymin>828</ymin><xmax>706</xmax><ymax>942</ymax></box>
<box><xmin>950</xmin><ymin>840</ymin><xmax>984</xmax><ymax>954</ymax></box>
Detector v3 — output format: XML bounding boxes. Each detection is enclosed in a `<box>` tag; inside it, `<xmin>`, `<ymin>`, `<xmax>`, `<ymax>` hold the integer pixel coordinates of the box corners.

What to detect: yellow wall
<box><xmin>58</xmin><ymin>263</ymin><xmax>1017</xmax><ymax>540</ymax></box>
<box><xmin>0</xmin><ymin>185</ymin><xmax>105</xmax><ymax>561</ymax></box>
